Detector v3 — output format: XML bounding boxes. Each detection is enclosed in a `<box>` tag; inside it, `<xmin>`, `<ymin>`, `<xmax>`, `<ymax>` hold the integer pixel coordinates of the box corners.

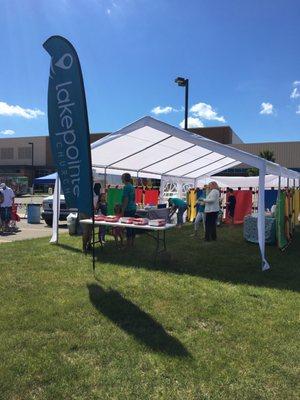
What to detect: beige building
<box><xmin>0</xmin><ymin>126</ymin><xmax>299</xmax><ymax>184</ymax></box>
<box><xmin>0</xmin><ymin>133</ymin><xmax>106</xmax><ymax>184</ymax></box>
<box><xmin>231</xmin><ymin>141</ymin><xmax>300</xmax><ymax>171</ymax></box>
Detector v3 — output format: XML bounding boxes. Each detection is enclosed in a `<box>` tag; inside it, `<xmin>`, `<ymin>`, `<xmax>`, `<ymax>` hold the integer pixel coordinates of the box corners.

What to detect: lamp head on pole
<box><xmin>175</xmin><ymin>76</ymin><xmax>188</xmax><ymax>87</ymax></box>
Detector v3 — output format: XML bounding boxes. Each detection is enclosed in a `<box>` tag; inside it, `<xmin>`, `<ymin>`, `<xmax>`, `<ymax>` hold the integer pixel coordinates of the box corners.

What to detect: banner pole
<box><xmin>92</xmin><ymin>210</ymin><xmax>95</xmax><ymax>273</ymax></box>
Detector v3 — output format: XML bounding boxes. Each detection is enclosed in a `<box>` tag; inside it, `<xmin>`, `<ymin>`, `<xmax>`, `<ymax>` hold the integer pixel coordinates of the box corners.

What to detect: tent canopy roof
<box><xmin>91</xmin><ymin>116</ymin><xmax>300</xmax><ymax>180</ymax></box>
<box><xmin>196</xmin><ymin>175</ymin><xmax>291</xmax><ymax>188</ymax></box>
<box><xmin>34</xmin><ymin>172</ymin><xmax>57</xmax><ymax>185</ymax></box>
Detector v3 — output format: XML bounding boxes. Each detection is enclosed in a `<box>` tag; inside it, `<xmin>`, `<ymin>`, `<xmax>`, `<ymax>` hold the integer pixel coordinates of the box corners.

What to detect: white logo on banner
<box><xmin>55</xmin><ymin>53</ymin><xmax>73</xmax><ymax>70</ymax></box>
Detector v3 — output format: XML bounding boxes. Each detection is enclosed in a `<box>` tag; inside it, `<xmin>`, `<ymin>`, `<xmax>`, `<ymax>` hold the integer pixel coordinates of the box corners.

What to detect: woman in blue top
<box><xmin>121</xmin><ymin>173</ymin><xmax>137</xmax><ymax>246</ymax></box>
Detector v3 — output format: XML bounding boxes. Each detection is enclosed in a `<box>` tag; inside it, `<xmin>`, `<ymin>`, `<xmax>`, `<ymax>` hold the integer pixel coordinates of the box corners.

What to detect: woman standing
<box><xmin>203</xmin><ymin>181</ymin><xmax>220</xmax><ymax>241</ymax></box>
<box><xmin>121</xmin><ymin>173</ymin><xmax>136</xmax><ymax>247</ymax></box>
<box><xmin>168</xmin><ymin>197</ymin><xmax>187</xmax><ymax>227</ymax></box>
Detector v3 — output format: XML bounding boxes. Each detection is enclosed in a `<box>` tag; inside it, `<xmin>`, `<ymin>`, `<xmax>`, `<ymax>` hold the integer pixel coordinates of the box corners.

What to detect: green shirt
<box><xmin>122</xmin><ymin>183</ymin><xmax>136</xmax><ymax>212</ymax></box>
<box><xmin>170</xmin><ymin>197</ymin><xmax>187</xmax><ymax>208</ymax></box>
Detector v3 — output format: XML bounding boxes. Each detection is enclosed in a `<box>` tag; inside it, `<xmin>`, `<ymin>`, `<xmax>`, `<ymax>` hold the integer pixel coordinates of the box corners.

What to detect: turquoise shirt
<box><xmin>170</xmin><ymin>197</ymin><xmax>187</xmax><ymax>208</ymax></box>
<box><xmin>122</xmin><ymin>183</ymin><xmax>136</xmax><ymax>212</ymax></box>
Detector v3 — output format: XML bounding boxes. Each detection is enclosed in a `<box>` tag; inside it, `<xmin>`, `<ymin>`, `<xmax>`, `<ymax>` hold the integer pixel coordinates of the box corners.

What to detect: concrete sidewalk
<box><xmin>0</xmin><ymin>219</ymin><xmax>68</xmax><ymax>243</ymax></box>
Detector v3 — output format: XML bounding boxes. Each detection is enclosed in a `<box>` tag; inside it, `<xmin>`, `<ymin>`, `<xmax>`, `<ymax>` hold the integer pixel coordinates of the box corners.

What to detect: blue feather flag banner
<box><xmin>43</xmin><ymin>35</ymin><xmax>93</xmax><ymax>217</ymax></box>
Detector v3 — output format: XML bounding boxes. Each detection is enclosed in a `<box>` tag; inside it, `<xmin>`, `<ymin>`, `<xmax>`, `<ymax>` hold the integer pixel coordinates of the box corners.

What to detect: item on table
<box><xmin>144</xmin><ymin>205</ymin><xmax>156</xmax><ymax>210</ymax></box>
<box><xmin>94</xmin><ymin>215</ymin><xmax>107</xmax><ymax>222</ymax></box>
<box><xmin>148</xmin><ymin>219</ymin><xmax>166</xmax><ymax>227</ymax></box>
<box><xmin>132</xmin><ymin>218</ymin><xmax>149</xmax><ymax>226</ymax></box>
<box><xmin>119</xmin><ymin>217</ymin><xmax>134</xmax><ymax>224</ymax></box>
<box><xmin>105</xmin><ymin>215</ymin><xmax>120</xmax><ymax>223</ymax></box>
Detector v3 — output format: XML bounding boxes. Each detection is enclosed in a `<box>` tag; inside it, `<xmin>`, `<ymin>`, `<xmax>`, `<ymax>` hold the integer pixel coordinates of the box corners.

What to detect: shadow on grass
<box><xmin>57</xmin><ymin>243</ymin><xmax>84</xmax><ymax>254</ymax></box>
<box><xmin>87</xmin><ymin>283</ymin><xmax>190</xmax><ymax>358</ymax></box>
<box><xmin>94</xmin><ymin>226</ymin><xmax>300</xmax><ymax>292</ymax></box>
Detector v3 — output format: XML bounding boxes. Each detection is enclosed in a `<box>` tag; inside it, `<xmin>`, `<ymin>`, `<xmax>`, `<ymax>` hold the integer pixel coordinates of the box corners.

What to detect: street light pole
<box><xmin>175</xmin><ymin>77</ymin><xmax>189</xmax><ymax>130</ymax></box>
<box><xmin>184</xmin><ymin>79</ymin><xmax>189</xmax><ymax>130</ymax></box>
<box><xmin>28</xmin><ymin>142</ymin><xmax>34</xmax><ymax>187</ymax></box>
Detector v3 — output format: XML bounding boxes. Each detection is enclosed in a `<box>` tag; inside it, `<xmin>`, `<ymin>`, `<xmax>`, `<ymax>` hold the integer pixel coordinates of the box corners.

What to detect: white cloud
<box><xmin>0</xmin><ymin>101</ymin><xmax>44</xmax><ymax>119</ymax></box>
<box><xmin>260</xmin><ymin>102</ymin><xmax>274</xmax><ymax>115</ymax></box>
<box><xmin>290</xmin><ymin>88</ymin><xmax>300</xmax><ymax>99</ymax></box>
<box><xmin>151</xmin><ymin>106</ymin><xmax>174</xmax><ymax>115</ymax></box>
<box><xmin>0</xmin><ymin>129</ymin><xmax>15</xmax><ymax>135</ymax></box>
<box><xmin>293</xmin><ymin>81</ymin><xmax>300</xmax><ymax>86</ymax></box>
<box><xmin>106</xmin><ymin>8</ymin><xmax>111</xmax><ymax>14</ymax></box>
<box><xmin>189</xmin><ymin>102</ymin><xmax>225</xmax><ymax>122</ymax></box>
<box><xmin>296</xmin><ymin>106</ymin><xmax>300</xmax><ymax>114</ymax></box>
<box><xmin>179</xmin><ymin>117</ymin><xmax>204</xmax><ymax>129</ymax></box>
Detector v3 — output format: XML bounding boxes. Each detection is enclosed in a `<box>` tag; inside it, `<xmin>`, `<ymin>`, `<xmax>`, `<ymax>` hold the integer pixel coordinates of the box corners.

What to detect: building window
<box><xmin>18</xmin><ymin>147</ymin><xmax>32</xmax><ymax>160</ymax></box>
<box><xmin>1</xmin><ymin>148</ymin><xmax>14</xmax><ymax>160</ymax></box>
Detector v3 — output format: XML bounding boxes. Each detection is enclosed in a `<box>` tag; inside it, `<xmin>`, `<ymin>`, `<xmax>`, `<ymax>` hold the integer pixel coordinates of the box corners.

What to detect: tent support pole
<box><xmin>277</xmin><ymin>175</ymin><xmax>281</xmax><ymax>203</ymax></box>
<box><xmin>194</xmin><ymin>161</ymin><xmax>240</xmax><ymax>181</ymax></box>
<box><xmin>180</xmin><ymin>156</ymin><xmax>228</xmax><ymax>178</ymax></box>
<box><xmin>104</xmin><ymin>167</ymin><xmax>107</xmax><ymax>191</ymax></box>
<box><xmin>159</xmin><ymin>174</ymin><xmax>164</xmax><ymax>203</ymax></box>
<box><xmin>138</xmin><ymin>144</ymin><xmax>196</xmax><ymax>172</ymax></box>
<box><xmin>162</xmin><ymin>151</ymin><xmax>214</xmax><ymax>175</ymax></box>
<box><xmin>258</xmin><ymin>163</ymin><xmax>270</xmax><ymax>271</ymax></box>
<box><xmin>105</xmin><ymin>135</ymin><xmax>172</xmax><ymax>169</ymax></box>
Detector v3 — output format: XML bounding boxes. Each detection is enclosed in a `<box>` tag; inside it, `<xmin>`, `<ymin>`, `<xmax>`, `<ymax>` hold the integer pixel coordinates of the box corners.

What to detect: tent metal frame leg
<box><xmin>144</xmin><ymin>230</ymin><xmax>167</xmax><ymax>261</ymax></box>
<box><xmin>90</xmin><ymin>226</ymin><xmax>168</xmax><ymax>265</ymax></box>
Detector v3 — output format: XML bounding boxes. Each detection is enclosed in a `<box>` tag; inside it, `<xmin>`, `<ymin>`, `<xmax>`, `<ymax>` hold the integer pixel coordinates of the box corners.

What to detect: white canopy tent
<box><xmin>89</xmin><ymin>116</ymin><xmax>299</xmax><ymax>271</ymax></box>
<box><xmin>91</xmin><ymin>116</ymin><xmax>299</xmax><ymax>270</ymax></box>
<box><xmin>91</xmin><ymin>117</ymin><xmax>299</xmax><ymax>181</ymax></box>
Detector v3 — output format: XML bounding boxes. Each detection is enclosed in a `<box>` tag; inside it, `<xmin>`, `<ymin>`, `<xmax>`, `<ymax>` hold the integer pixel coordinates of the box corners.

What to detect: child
<box><xmin>10</xmin><ymin>203</ymin><xmax>20</xmax><ymax>231</ymax></box>
<box><xmin>226</xmin><ymin>188</ymin><xmax>236</xmax><ymax>225</ymax></box>
<box><xmin>191</xmin><ymin>186</ymin><xmax>206</xmax><ymax>237</ymax></box>
<box><xmin>112</xmin><ymin>204</ymin><xmax>124</xmax><ymax>248</ymax></box>
<box><xmin>96</xmin><ymin>193</ymin><xmax>107</xmax><ymax>244</ymax></box>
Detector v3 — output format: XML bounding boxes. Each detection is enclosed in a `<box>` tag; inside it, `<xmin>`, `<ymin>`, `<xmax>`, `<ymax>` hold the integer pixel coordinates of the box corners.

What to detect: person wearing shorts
<box><xmin>0</xmin><ymin>183</ymin><xmax>15</xmax><ymax>233</ymax></box>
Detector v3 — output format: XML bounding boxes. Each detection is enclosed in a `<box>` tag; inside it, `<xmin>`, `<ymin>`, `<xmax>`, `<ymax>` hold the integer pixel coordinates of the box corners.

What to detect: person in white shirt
<box><xmin>202</xmin><ymin>181</ymin><xmax>220</xmax><ymax>241</ymax></box>
<box><xmin>0</xmin><ymin>183</ymin><xmax>15</xmax><ymax>232</ymax></box>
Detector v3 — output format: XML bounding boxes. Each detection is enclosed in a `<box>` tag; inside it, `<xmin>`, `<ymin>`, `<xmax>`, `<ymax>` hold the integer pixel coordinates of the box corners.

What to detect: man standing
<box><xmin>0</xmin><ymin>183</ymin><xmax>15</xmax><ymax>233</ymax></box>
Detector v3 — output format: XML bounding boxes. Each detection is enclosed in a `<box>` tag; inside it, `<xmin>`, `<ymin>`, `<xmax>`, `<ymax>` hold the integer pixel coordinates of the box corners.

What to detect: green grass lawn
<box><xmin>0</xmin><ymin>225</ymin><xmax>299</xmax><ymax>400</ymax></box>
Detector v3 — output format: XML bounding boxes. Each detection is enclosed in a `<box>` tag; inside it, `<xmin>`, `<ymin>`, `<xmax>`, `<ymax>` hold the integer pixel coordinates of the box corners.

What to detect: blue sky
<box><xmin>0</xmin><ymin>0</ymin><xmax>300</xmax><ymax>142</ymax></box>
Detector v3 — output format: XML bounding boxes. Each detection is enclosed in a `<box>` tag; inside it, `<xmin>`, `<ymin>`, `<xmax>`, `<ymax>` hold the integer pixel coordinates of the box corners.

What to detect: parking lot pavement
<box><xmin>0</xmin><ymin>219</ymin><xmax>68</xmax><ymax>243</ymax></box>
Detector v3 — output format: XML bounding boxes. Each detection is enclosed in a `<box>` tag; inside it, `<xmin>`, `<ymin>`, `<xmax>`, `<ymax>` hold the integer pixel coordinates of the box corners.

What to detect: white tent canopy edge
<box><xmin>88</xmin><ymin>116</ymin><xmax>299</xmax><ymax>271</ymax></box>
<box><xmin>91</xmin><ymin>116</ymin><xmax>299</xmax><ymax>180</ymax></box>
<box><xmin>90</xmin><ymin>116</ymin><xmax>300</xmax><ymax>271</ymax></box>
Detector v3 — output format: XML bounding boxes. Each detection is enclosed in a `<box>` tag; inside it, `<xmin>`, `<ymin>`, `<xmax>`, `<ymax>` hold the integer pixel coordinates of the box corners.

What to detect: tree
<box><xmin>247</xmin><ymin>150</ymin><xmax>276</xmax><ymax>176</ymax></box>
<box><xmin>258</xmin><ymin>150</ymin><xmax>276</xmax><ymax>163</ymax></box>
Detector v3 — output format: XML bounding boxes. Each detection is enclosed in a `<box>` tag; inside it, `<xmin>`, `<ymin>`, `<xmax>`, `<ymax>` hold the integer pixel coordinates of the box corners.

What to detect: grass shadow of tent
<box><xmin>94</xmin><ymin>225</ymin><xmax>300</xmax><ymax>293</ymax></box>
